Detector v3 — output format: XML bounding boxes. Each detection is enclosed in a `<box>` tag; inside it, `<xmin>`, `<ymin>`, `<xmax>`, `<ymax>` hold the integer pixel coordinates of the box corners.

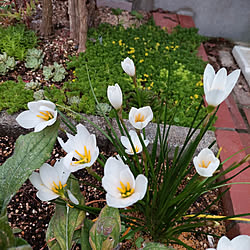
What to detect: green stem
<box><xmin>87</xmin><ymin>166</ymin><xmax>102</xmax><ymax>181</ymax></box>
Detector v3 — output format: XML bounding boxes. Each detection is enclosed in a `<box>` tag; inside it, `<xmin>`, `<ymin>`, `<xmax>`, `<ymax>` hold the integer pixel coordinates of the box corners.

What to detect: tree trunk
<box><xmin>41</xmin><ymin>0</ymin><xmax>53</xmax><ymax>37</ymax></box>
<box><xmin>68</xmin><ymin>0</ymin><xmax>79</xmax><ymax>41</ymax></box>
<box><xmin>77</xmin><ymin>0</ymin><xmax>88</xmax><ymax>53</ymax></box>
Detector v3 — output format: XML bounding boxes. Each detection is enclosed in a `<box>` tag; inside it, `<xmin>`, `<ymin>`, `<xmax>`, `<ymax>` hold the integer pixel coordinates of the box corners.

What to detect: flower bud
<box><xmin>121</xmin><ymin>57</ymin><xmax>135</xmax><ymax>77</ymax></box>
<box><xmin>107</xmin><ymin>83</ymin><xmax>123</xmax><ymax>110</ymax></box>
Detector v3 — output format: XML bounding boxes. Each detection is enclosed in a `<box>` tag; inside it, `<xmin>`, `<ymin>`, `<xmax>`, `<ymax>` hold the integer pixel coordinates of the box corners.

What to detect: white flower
<box><xmin>29</xmin><ymin>160</ymin><xmax>70</xmax><ymax>201</ymax></box>
<box><xmin>16</xmin><ymin>100</ymin><xmax>57</xmax><ymax>132</ymax></box>
<box><xmin>203</xmin><ymin>64</ymin><xmax>240</xmax><ymax>107</ymax></box>
<box><xmin>121</xmin><ymin>57</ymin><xmax>135</xmax><ymax>77</ymax></box>
<box><xmin>129</xmin><ymin>106</ymin><xmax>153</xmax><ymax>130</ymax></box>
<box><xmin>107</xmin><ymin>83</ymin><xmax>123</xmax><ymax>110</ymax></box>
<box><xmin>121</xmin><ymin>130</ymin><xmax>149</xmax><ymax>155</ymax></box>
<box><xmin>67</xmin><ymin>189</ymin><xmax>79</xmax><ymax>205</ymax></box>
<box><xmin>193</xmin><ymin>148</ymin><xmax>220</xmax><ymax>177</ymax></box>
<box><xmin>207</xmin><ymin>235</ymin><xmax>250</xmax><ymax>250</ymax></box>
<box><xmin>102</xmin><ymin>157</ymin><xmax>148</xmax><ymax>208</ymax></box>
<box><xmin>58</xmin><ymin>124</ymin><xmax>99</xmax><ymax>172</ymax></box>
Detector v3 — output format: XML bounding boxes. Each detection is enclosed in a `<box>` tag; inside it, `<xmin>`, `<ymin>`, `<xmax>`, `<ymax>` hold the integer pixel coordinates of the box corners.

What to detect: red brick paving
<box><xmin>153</xmin><ymin>11</ymin><xmax>250</xmax><ymax>236</ymax></box>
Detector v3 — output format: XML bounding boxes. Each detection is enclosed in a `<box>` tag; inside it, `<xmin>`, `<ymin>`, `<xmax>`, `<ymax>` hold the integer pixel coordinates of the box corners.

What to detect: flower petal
<box><xmin>203</xmin><ymin>64</ymin><xmax>215</xmax><ymax>96</ymax></box>
<box><xmin>134</xmin><ymin>174</ymin><xmax>148</xmax><ymax>199</ymax></box>
<box><xmin>216</xmin><ymin>236</ymin><xmax>232</xmax><ymax>250</ymax></box>
<box><xmin>120</xmin><ymin>168</ymin><xmax>135</xmax><ymax>189</ymax></box>
<box><xmin>223</xmin><ymin>69</ymin><xmax>240</xmax><ymax>101</ymax></box>
<box><xmin>67</xmin><ymin>189</ymin><xmax>79</xmax><ymax>205</ymax></box>
<box><xmin>39</xmin><ymin>163</ymin><xmax>60</xmax><ymax>189</ymax></box>
<box><xmin>231</xmin><ymin>235</ymin><xmax>250</xmax><ymax>249</ymax></box>
<box><xmin>29</xmin><ymin>172</ymin><xmax>43</xmax><ymax>190</ymax></box>
<box><xmin>205</xmin><ymin>89</ymin><xmax>226</xmax><ymax>107</ymax></box>
<box><xmin>16</xmin><ymin>111</ymin><xmax>40</xmax><ymax>129</ymax></box>
<box><xmin>106</xmin><ymin>192</ymin><xmax>141</xmax><ymax>208</ymax></box>
<box><xmin>37</xmin><ymin>189</ymin><xmax>59</xmax><ymax>201</ymax></box>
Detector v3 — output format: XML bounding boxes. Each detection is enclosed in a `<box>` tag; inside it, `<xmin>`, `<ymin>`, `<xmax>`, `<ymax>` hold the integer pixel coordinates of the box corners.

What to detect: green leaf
<box><xmin>80</xmin><ymin>219</ymin><xmax>94</xmax><ymax>250</ymax></box>
<box><xmin>135</xmin><ymin>236</ymin><xmax>144</xmax><ymax>248</ymax></box>
<box><xmin>0</xmin><ymin>121</ymin><xmax>59</xmax><ymax>208</ymax></box>
<box><xmin>89</xmin><ymin>205</ymin><xmax>121</xmax><ymax>250</ymax></box>
<box><xmin>143</xmin><ymin>242</ymin><xmax>175</xmax><ymax>249</ymax></box>
<box><xmin>0</xmin><ymin>215</ymin><xmax>15</xmax><ymax>249</ymax></box>
<box><xmin>46</xmin><ymin>176</ymin><xmax>85</xmax><ymax>249</ymax></box>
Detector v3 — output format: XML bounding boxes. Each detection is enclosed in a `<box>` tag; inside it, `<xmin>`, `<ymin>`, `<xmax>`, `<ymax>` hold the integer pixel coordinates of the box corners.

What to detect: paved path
<box><xmin>153</xmin><ymin>12</ymin><xmax>250</xmax><ymax>237</ymax></box>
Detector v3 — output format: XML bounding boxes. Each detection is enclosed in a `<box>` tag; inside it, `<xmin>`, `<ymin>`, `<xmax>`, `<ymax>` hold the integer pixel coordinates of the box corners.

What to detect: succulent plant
<box><xmin>96</xmin><ymin>103</ymin><xmax>112</xmax><ymax>116</ymax></box>
<box><xmin>25</xmin><ymin>80</ymin><xmax>41</xmax><ymax>90</ymax></box>
<box><xmin>0</xmin><ymin>52</ymin><xmax>15</xmax><ymax>75</ymax></box>
<box><xmin>25</xmin><ymin>48</ymin><xmax>44</xmax><ymax>71</ymax></box>
<box><xmin>68</xmin><ymin>96</ymin><xmax>81</xmax><ymax>106</ymax></box>
<box><xmin>33</xmin><ymin>89</ymin><xmax>44</xmax><ymax>100</ymax></box>
<box><xmin>43</xmin><ymin>62</ymin><xmax>67</xmax><ymax>82</ymax></box>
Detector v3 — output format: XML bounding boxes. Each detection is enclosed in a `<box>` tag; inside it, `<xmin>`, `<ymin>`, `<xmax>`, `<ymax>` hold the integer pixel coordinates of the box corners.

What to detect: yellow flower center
<box><xmin>73</xmin><ymin>146</ymin><xmax>91</xmax><ymax>165</ymax></box>
<box><xmin>51</xmin><ymin>181</ymin><xmax>67</xmax><ymax>195</ymax></box>
<box><xmin>130</xmin><ymin>145</ymin><xmax>140</xmax><ymax>154</ymax></box>
<box><xmin>199</xmin><ymin>160</ymin><xmax>211</xmax><ymax>168</ymax></box>
<box><xmin>135</xmin><ymin>113</ymin><xmax>145</xmax><ymax>123</ymax></box>
<box><xmin>117</xmin><ymin>181</ymin><xmax>135</xmax><ymax>198</ymax></box>
<box><xmin>36</xmin><ymin>111</ymin><xmax>54</xmax><ymax>121</ymax></box>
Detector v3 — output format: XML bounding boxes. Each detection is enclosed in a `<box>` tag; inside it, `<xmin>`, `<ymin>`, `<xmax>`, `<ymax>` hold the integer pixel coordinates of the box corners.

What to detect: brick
<box><xmin>198</xmin><ymin>43</ymin><xmax>208</xmax><ymax>62</ymax></box>
<box><xmin>238</xmin><ymin>133</ymin><xmax>250</xmax><ymax>155</ymax></box>
<box><xmin>215</xmin><ymin>130</ymin><xmax>250</xmax><ymax>235</ymax></box>
<box><xmin>214</xmin><ymin>101</ymin><xmax>235</xmax><ymax>129</ymax></box>
<box><xmin>178</xmin><ymin>14</ymin><xmax>195</xmax><ymax>28</ymax></box>
<box><xmin>243</xmin><ymin>107</ymin><xmax>250</xmax><ymax>126</ymax></box>
<box><xmin>152</xmin><ymin>12</ymin><xmax>179</xmax><ymax>33</ymax></box>
<box><xmin>225</xmin><ymin>94</ymin><xmax>247</xmax><ymax>130</ymax></box>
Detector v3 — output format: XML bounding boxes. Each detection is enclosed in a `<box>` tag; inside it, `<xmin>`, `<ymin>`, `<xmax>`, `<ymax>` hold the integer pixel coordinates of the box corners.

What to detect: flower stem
<box><xmin>87</xmin><ymin>167</ymin><xmax>102</xmax><ymax>181</ymax></box>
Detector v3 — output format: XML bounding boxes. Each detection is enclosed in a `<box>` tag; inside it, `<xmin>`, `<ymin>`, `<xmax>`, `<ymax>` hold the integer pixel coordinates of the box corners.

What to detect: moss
<box><xmin>0</xmin><ymin>79</ymin><xmax>33</xmax><ymax>114</ymax></box>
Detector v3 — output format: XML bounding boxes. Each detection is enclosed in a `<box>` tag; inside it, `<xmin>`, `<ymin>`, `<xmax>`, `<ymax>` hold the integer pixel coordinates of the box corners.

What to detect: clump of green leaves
<box><xmin>0</xmin><ymin>78</ymin><xmax>33</xmax><ymax>113</ymax></box>
<box><xmin>0</xmin><ymin>24</ymin><xmax>37</xmax><ymax>60</ymax></box>
<box><xmin>25</xmin><ymin>80</ymin><xmax>41</xmax><ymax>90</ymax></box>
<box><xmin>131</xmin><ymin>10</ymin><xmax>143</xmax><ymax>20</ymax></box>
<box><xmin>25</xmin><ymin>48</ymin><xmax>44</xmax><ymax>71</ymax></box>
<box><xmin>66</xmin><ymin>20</ymin><xmax>207</xmax><ymax>127</ymax></box>
<box><xmin>43</xmin><ymin>62</ymin><xmax>67</xmax><ymax>82</ymax></box>
<box><xmin>0</xmin><ymin>52</ymin><xmax>15</xmax><ymax>75</ymax></box>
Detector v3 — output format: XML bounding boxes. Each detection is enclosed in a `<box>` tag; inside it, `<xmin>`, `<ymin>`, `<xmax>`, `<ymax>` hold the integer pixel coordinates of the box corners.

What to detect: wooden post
<box><xmin>78</xmin><ymin>0</ymin><xmax>88</xmax><ymax>53</ymax></box>
<box><xmin>41</xmin><ymin>0</ymin><xmax>53</xmax><ymax>37</ymax></box>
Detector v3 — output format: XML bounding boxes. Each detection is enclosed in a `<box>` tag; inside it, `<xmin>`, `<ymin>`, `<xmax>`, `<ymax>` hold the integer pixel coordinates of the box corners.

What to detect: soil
<box><xmin>0</xmin><ymin>1</ymin><xmax>231</xmax><ymax>249</ymax></box>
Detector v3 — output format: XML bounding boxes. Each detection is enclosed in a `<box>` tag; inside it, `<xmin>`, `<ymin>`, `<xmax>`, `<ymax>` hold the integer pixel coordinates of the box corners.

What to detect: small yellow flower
<box><xmin>156</xmin><ymin>42</ymin><xmax>160</xmax><ymax>46</ymax></box>
<box><xmin>150</xmin><ymin>82</ymin><xmax>154</xmax><ymax>87</ymax></box>
<box><xmin>145</xmin><ymin>53</ymin><xmax>148</xmax><ymax>56</ymax></box>
<box><xmin>194</xmin><ymin>94</ymin><xmax>199</xmax><ymax>99</ymax></box>
<box><xmin>132</xmin><ymin>55</ymin><xmax>135</xmax><ymax>58</ymax></box>
<box><xmin>139</xmin><ymin>59</ymin><xmax>144</xmax><ymax>63</ymax></box>
<box><xmin>73</xmin><ymin>70</ymin><xmax>76</xmax><ymax>74</ymax></box>
<box><xmin>165</xmin><ymin>46</ymin><xmax>169</xmax><ymax>50</ymax></box>
<box><xmin>175</xmin><ymin>45</ymin><xmax>179</xmax><ymax>49</ymax></box>
<box><xmin>134</xmin><ymin>37</ymin><xmax>140</xmax><ymax>40</ymax></box>
<box><xmin>144</xmin><ymin>74</ymin><xmax>149</xmax><ymax>78</ymax></box>
<box><xmin>171</xmin><ymin>46</ymin><xmax>174</xmax><ymax>49</ymax></box>
<box><xmin>144</xmin><ymin>42</ymin><xmax>147</xmax><ymax>45</ymax></box>
<box><xmin>147</xmin><ymin>87</ymin><xmax>151</xmax><ymax>90</ymax></box>
<box><xmin>119</xmin><ymin>40</ymin><xmax>123</xmax><ymax>46</ymax></box>
<box><xmin>173</xmin><ymin>48</ymin><xmax>176</xmax><ymax>51</ymax></box>
<box><xmin>175</xmin><ymin>100</ymin><xmax>178</xmax><ymax>104</ymax></box>
<box><xmin>112</xmin><ymin>41</ymin><xmax>116</xmax><ymax>44</ymax></box>
<box><xmin>200</xmin><ymin>82</ymin><xmax>203</xmax><ymax>86</ymax></box>
<box><xmin>190</xmin><ymin>96</ymin><xmax>193</xmax><ymax>99</ymax></box>
<box><xmin>72</xmin><ymin>79</ymin><xmax>76</xmax><ymax>82</ymax></box>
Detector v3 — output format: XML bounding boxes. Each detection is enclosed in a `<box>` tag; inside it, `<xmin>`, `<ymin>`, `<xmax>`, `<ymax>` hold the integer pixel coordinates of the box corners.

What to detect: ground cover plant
<box><xmin>0</xmin><ymin>19</ymin><xmax>209</xmax><ymax>128</ymax></box>
<box><xmin>0</xmin><ymin>57</ymin><xmax>249</xmax><ymax>249</ymax></box>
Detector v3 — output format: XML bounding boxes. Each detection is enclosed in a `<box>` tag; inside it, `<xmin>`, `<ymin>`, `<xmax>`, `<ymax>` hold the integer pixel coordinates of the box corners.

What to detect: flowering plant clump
<box><xmin>0</xmin><ymin>56</ymin><xmax>249</xmax><ymax>250</ymax></box>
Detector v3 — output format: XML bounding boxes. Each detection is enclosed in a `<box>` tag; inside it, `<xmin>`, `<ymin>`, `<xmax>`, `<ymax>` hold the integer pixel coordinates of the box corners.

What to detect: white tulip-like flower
<box><xmin>107</xmin><ymin>83</ymin><xmax>123</xmax><ymax>110</ymax></box>
<box><xmin>121</xmin><ymin>57</ymin><xmax>135</xmax><ymax>77</ymax></box>
<box><xmin>58</xmin><ymin>124</ymin><xmax>99</xmax><ymax>172</ymax></box>
<box><xmin>203</xmin><ymin>64</ymin><xmax>240</xmax><ymax>108</ymax></box>
<box><xmin>193</xmin><ymin>148</ymin><xmax>220</xmax><ymax>177</ymax></box>
<box><xmin>29</xmin><ymin>160</ymin><xmax>70</xmax><ymax>202</ymax></box>
<box><xmin>102</xmin><ymin>157</ymin><xmax>148</xmax><ymax>208</ymax></box>
<box><xmin>121</xmin><ymin>130</ymin><xmax>149</xmax><ymax>155</ymax></box>
<box><xmin>16</xmin><ymin>100</ymin><xmax>57</xmax><ymax>132</ymax></box>
<box><xmin>206</xmin><ymin>235</ymin><xmax>250</xmax><ymax>250</ymax></box>
<box><xmin>129</xmin><ymin>106</ymin><xmax>153</xmax><ymax>130</ymax></box>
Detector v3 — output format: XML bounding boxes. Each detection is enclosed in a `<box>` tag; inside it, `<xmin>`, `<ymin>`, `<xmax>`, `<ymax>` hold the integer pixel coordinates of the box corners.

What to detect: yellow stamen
<box><xmin>198</xmin><ymin>160</ymin><xmax>211</xmax><ymax>168</ymax></box>
<box><xmin>36</xmin><ymin>111</ymin><xmax>54</xmax><ymax>121</ymax></box>
<box><xmin>53</xmin><ymin>181</ymin><xmax>59</xmax><ymax>189</ymax></box>
<box><xmin>63</xmin><ymin>183</ymin><xmax>67</xmax><ymax>188</ymax></box>
<box><xmin>117</xmin><ymin>181</ymin><xmax>135</xmax><ymax>198</ymax></box>
<box><xmin>59</xmin><ymin>181</ymin><xmax>62</xmax><ymax>189</ymax></box>
<box><xmin>73</xmin><ymin>146</ymin><xmax>91</xmax><ymax>165</ymax></box>
<box><xmin>135</xmin><ymin>113</ymin><xmax>145</xmax><ymax>123</ymax></box>
<box><xmin>127</xmin><ymin>182</ymin><xmax>130</xmax><ymax>191</ymax></box>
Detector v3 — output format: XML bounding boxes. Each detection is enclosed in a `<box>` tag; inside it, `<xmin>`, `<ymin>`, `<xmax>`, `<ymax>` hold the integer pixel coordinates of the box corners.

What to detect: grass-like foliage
<box><xmin>65</xmin><ymin>20</ymin><xmax>207</xmax><ymax>127</ymax></box>
<box><xmin>0</xmin><ymin>77</ymin><xmax>33</xmax><ymax>114</ymax></box>
<box><xmin>0</xmin><ymin>24</ymin><xmax>37</xmax><ymax>60</ymax></box>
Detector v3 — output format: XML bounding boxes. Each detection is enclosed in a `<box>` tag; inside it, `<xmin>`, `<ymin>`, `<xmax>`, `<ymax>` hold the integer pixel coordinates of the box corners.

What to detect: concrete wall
<box><xmin>133</xmin><ymin>0</ymin><xmax>250</xmax><ymax>43</ymax></box>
